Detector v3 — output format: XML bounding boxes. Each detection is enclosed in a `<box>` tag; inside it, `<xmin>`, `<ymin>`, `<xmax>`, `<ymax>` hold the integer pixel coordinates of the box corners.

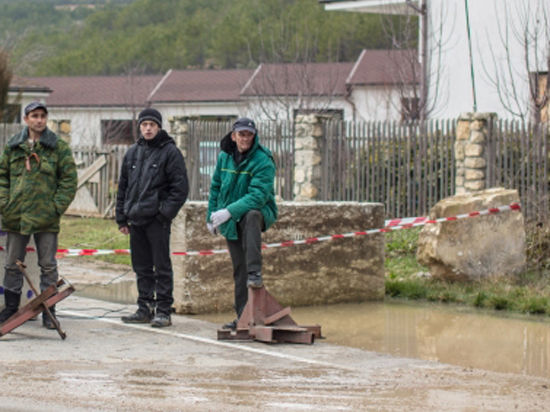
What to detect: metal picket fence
<box><xmin>322</xmin><ymin>119</ymin><xmax>457</xmax><ymax>219</ymax></box>
<box><xmin>185</xmin><ymin>120</ymin><xmax>295</xmax><ymax>201</ymax></box>
<box><xmin>1</xmin><ymin>119</ymin><xmax>548</xmax><ymax>221</ymax></box>
<box><xmin>487</xmin><ymin>119</ymin><xmax>549</xmax><ymax>221</ymax></box>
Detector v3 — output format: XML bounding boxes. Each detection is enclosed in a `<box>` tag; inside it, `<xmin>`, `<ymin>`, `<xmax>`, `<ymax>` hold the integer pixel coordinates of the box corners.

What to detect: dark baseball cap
<box><xmin>24</xmin><ymin>101</ymin><xmax>48</xmax><ymax>116</ymax></box>
<box><xmin>232</xmin><ymin>117</ymin><xmax>256</xmax><ymax>134</ymax></box>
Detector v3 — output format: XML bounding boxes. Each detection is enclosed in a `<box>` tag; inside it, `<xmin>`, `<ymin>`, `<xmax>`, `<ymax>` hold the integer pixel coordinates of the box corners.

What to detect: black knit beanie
<box><xmin>138</xmin><ymin>108</ymin><xmax>162</xmax><ymax>128</ymax></box>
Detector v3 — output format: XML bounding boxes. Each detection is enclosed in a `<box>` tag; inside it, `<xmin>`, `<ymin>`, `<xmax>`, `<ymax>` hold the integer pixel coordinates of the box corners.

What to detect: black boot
<box><xmin>0</xmin><ymin>290</ymin><xmax>21</xmax><ymax>323</ymax></box>
<box><xmin>42</xmin><ymin>305</ymin><xmax>58</xmax><ymax>330</ymax></box>
<box><xmin>121</xmin><ymin>308</ymin><xmax>153</xmax><ymax>324</ymax></box>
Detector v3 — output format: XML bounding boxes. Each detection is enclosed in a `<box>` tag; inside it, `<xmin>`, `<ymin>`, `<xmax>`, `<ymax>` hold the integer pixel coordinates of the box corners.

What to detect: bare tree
<box><xmin>482</xmin><ymin>0</ymin><xmax>550</xmax><ymax>122</ymax></box>
<box><xmin>378</xmin><ymin>0</ymin><xmax>452</xmax><ymax>121</ymax></box>
<box><xmin>241</xmin><ymin>11</ymin><xmax>346</xmax><ymax>122</ymax></box>
<box><xmin>242</xmin><ymin>62</ymin><xmax>347</xmax><ymax>122</ymax></box>
<box><xmin>0</xmin><ymin>48</ymin><xmax>13</xmax><ymax>122</ymax></box>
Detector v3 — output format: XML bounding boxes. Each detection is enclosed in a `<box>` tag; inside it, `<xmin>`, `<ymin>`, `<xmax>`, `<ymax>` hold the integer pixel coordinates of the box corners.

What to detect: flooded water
<box><xmin>197</xmin><ymin>301</ymin><xmax>550</xmax><ymax>379</ymax></box>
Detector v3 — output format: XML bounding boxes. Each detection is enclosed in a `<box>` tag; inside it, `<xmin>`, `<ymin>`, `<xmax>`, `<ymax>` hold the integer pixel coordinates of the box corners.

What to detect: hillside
<box><xmin>1</xmin><ymin>0</ymin><xmax>409</xmax><ymax>76</ymax></box>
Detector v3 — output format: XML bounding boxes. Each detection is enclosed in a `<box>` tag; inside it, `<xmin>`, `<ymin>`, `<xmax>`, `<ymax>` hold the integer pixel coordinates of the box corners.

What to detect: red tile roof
<box><xmin>24</xmin><ymin>75</ymin><xmax>163</xmax><ymax>107</ymax></box>
<box><xmin>347</xmin><ymin>49</ymin><xmax>419</xmax><ymax>85</ymax></box>
<box><xmin>240</xmin><ymin>62</ymin><xmax>354</xmax><ymax>97</ymax></box>
<box><xmin>17</xmin><ymin>50</ymin><xmax>417</xmax><ymax>106</ymax></box>
<box><xmin>9</xmin><ymin>76</ymin><xmax>52</xmax><ymax>93</ymax></box>
<box><xmin>150</xmin><ymin>69</ymin><xmax>254</xmax><ymax>103</ymax></box>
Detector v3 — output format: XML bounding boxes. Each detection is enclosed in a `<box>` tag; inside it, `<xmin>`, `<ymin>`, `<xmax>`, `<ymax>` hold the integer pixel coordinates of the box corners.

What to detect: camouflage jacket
<box><xmin>0</xmin><ymin>127</ymin><xmax>77</xmax><ymax>234</ymax></box>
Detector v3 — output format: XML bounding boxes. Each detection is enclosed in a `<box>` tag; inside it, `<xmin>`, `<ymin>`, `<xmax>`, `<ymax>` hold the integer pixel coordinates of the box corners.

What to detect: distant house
<box><xmin>240</xmin><ymin>62</ymin><xmax>354</xmax><ymax>121</ymax></box>
<box><xmin>5</xmin><ymin>76</ymin><xmax>52</xmax><ymax>123</ymax></box>
<box><xmin>7</xmin><ymin>49</ymin><xmax>419</xmax><ymax>146</ymax></box>
<box><xmin>149</xmin><ymin>68</ymin><xmax>253</xmax><ymax>121</ymax></box>
<box><xmin>23</xmin><ymin>74</ymin><xmax>163</xmax><ymax>146</ymax></box>
<box><xmin>321</xmin><ymin>0</ymin><xmax>550</xmax><ymax>120</ymax></box>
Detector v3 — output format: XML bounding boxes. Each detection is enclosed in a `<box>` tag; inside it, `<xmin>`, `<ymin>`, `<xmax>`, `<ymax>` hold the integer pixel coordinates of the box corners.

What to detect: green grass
<box><xmin>59</xmin><ymin>216</ymin><xmax>131</xmax><ymax>265</ymax></box>
<box><xmin>384</xmin><ymin>224</ymin><xmax>550</xmax><ymax>317</ymax></box>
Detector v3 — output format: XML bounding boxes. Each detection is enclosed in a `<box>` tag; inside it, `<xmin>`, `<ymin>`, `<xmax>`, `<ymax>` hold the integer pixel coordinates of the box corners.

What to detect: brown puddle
<box><xmin>197</xmin><ymin>301</ymin><xmax>550</xmax><ymax>378</ymax></box>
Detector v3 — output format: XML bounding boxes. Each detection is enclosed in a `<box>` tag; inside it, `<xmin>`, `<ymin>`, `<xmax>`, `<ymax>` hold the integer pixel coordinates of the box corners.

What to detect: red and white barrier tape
<box><xmin>0</xmin><ymin>202</ymin><xmax>521</xmax><ymax>257</ymax></box>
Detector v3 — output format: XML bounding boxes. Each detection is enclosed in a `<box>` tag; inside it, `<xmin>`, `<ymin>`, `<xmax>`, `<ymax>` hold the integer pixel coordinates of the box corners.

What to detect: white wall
<box><xmin>155</xmin><ymin>101</ymin><xmax>248</xmax><ymax>121</ymax></box>
<box><xmin>350</xmin><ymin>85</ymin><xmax>405</xmax><ymax>121</ymax></box>
<box><xmin>7</xmin><ymin>92</ymin><xmax>50</xmax><ymax>123</ymax></box>
<box><xmin>429</xmin><ymin>0</ymin><xmax>549</xmax><ymax>119</ymax></box>
<box><xmin>48</xmin><ymin>102</ymin><xmax>248</xmax><ymax>146</ymax></box>
<box><xmin>46</xmin><ymin>107</ymin><xmax>137</xmax><ymax>146</ymax></box>
<box><xmin>241</xmin><ymin>95</ymin><xmax>354</xmax><ymax>122</ymax></box>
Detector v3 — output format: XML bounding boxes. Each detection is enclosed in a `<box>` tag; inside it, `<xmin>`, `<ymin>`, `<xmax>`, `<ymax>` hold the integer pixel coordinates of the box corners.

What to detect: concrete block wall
<box><xmin>171</xmin><ymin>201</ymin><xmax>385</xmax><ymax>314</ymax></box>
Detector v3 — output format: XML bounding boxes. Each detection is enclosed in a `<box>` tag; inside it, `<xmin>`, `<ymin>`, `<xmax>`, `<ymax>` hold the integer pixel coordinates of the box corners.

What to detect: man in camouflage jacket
<box><xmin>0</xmin><ymin>101</ymin><xmax>77</xmax><ymax>329</ymax></box>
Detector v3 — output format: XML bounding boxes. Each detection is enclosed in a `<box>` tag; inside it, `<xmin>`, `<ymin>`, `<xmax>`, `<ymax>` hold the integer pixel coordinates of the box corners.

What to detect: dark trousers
<box><xmin>3</xmin><ymin>232</ymin><xmax>58</xmax><ymax>294</ymax></box>
<box><xmin>130</xmin><ymin>218</ymin><xmax>173</xmax><ymax>315</ymax></box>
<box><xmin>226</xmin><ymin>210</ymin><xmax>263</xmax><ymax>318</ymax></box>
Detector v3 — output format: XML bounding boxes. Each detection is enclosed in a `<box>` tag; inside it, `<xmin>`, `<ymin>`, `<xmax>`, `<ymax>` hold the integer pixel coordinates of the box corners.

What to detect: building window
<box><xmin>401</xmin><ymin>97</ymin><xmax>420</xmax><ymax>122</ymax></box>
<box><xmin>101</xmin><ymin>119</ymin><xmax>137</xmax><ymax>145</ymax></box>
<box><xmin>1</xmin><ymin>104</ymin><xmax>21</xmax><ymax>123</ymax></box>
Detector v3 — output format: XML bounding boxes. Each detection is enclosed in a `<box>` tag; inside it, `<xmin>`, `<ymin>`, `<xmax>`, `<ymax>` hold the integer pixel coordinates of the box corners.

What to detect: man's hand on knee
<box><xmin>211</xmin><ymin>209</ymin><xmax>231</xmax><ymax>228</ymax></box>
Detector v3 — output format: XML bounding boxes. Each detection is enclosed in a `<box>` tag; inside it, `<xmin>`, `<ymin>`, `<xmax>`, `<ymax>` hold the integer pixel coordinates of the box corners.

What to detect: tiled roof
<box><xmin>240</xmin><ymin>62</ymin><xmax>354</xmax><ymax>97</ymax></box>
<box><xmin>347</xmin><ymin>49</ymin><xmax>419</xmax><ymax>85</ymax></box>
<box><xmin>150</xmin><ymin>69</ymin><xmax>254</xmax><ymax>103</ymax></box>
<box><xmin>17</xmin><ymin>50</ymin><xmax>416</xmax><ymax>106</ymax></box>
<box><xmin>9</xmin><ymin>76</ymin><xmax>52</xmax><ymax>93</ymax></box>
<box><xmin>23</xmin><ymin>75</ymin><xmax>163</xmax><ymax>107</ymax></box>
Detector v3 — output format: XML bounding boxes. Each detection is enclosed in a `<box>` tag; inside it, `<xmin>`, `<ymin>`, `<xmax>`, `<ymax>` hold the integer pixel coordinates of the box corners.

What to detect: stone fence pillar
<box><xmin>168</xmin><ymin>116</ymin><xmax>190</xmax><ymax>155</ymax></box>
<box><xmin>454</xmin><ymin>113</ymin><xmax>496</xmax><ymax>194</ymax></box>
<box><xmin>293</xmin><ymin>114</ymin><xmax>324</xmax><ymax>200</ymax></box>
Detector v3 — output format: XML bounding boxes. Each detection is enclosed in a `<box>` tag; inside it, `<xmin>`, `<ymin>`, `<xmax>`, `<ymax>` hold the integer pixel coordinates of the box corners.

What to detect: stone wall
<box><xmin>47</xmin><ymin>120</ymin><xmax>71</xmax><ymax>144</ymax></box>
<box><xmin>170</xmin><ymin>201</ymin><xmax>385</xmax><ymax>314</ymax></box>
<box><xmin>293</xmin><ymin>114</ymin><xmax>324</xmax><ymax>200</ymax></box>
<box><xmin>454</xmin><ymin>113</ymin><xmax>496</xmax><ymax>194</ymax></box>
<box><xmin>167</xmin><ymin>116</ymin><xmax>190</xmax><ymax>155</ymax></box>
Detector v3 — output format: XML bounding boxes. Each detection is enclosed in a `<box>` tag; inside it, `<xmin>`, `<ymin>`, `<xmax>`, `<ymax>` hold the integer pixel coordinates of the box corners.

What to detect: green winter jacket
<box><xmin>0</xmin><ymin>127</ymin><xmax>77</xmax><ymax>234</ymax></box>
<box><xmin>207</xmin><ymin>132</ymin><xmax>278</xmax><ymax>240</ymax></box>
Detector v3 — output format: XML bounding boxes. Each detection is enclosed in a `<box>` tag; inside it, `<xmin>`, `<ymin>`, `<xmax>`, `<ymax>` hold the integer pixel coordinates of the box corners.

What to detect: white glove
<box><xmin>206</xmin><ymin>222</ymin><xmax>218</xmax><ymax>235</ymax></box>
<box><xmin>211</xmin><ymin>208</ymin><xmax>231</xmax><ymax>228</ymax></box>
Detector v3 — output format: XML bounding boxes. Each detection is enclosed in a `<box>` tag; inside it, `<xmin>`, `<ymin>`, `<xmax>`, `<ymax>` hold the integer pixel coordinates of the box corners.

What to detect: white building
<box><xmin>321</xmin><ymin>0</ymin><xmax>550</xmax><ymax>120</ymax></box>
<box><xmin>7</xmin><ymin>49</ymin><xmax>419</xmax><ymax>146</ymax></box>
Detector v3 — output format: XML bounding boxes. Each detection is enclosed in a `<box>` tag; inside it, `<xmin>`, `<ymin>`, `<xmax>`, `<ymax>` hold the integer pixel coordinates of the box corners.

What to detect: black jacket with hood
<box><xmin>116</xmin><ymin>130</ymin><xmax>188</xmax><ymax>227</ymax></box>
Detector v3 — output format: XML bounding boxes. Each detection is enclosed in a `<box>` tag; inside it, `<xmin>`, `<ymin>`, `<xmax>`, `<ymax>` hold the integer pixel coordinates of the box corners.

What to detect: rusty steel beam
<box><xmin>217</xmin><ymin>286</ymin><xmax>321</xmax><ymax>344</ymax></box>
<box><xmin>0</xmin><ymin>275</ymin><xmax>74</xmax><ymax>339</ymax></box>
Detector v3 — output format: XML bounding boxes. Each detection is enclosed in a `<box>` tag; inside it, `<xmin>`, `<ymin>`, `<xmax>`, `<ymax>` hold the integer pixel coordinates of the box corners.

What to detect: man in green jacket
<box><xmin>207</xmin><ymin>117</ymin><xmax>278</xmax><ymax>331</ymax></box>
<box><xmin>0</xmin><ymin>101</ymin><xmax>77</xmax><ymax>328</ymax></box>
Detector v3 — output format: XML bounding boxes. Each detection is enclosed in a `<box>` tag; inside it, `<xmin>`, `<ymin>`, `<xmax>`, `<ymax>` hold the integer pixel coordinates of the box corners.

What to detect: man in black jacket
<box><xmin>116</xmin><ymin>108</ymin><xmax>188</xmax><ymax>328</ymax></box>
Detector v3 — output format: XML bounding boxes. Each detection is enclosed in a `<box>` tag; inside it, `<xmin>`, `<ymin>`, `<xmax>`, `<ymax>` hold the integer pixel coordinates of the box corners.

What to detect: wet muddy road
<box><xmin>1</xmin><ymin>296</ymin><xmax>549</xmax><ymax>411</ymax></box>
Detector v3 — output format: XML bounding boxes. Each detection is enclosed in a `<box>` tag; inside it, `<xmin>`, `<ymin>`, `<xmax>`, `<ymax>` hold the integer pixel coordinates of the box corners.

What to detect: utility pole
<box><xmin>406</xmin><ymin>0</ymin><xmax>428</xmax><ymax>121</ymax></box>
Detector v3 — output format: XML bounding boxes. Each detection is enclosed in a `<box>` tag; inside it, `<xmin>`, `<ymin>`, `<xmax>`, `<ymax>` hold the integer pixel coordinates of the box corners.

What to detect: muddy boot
<box><xmin>121</xmin><ymin>308</ymin><xmax>153</xmax><ymax>324</ymax></box>
<box><xmin>151</xmin><ymin>313</ymin><xmax>171</xmax><ymax>328</ymax></box>
<box><xmin>246</xmin><ymin>272</ymin><xmax>263</xmax><ymax>288</ymax></box>
<box><xmin>42</xmin><ymin>305</ymin><xmax>58</xmax><ymax>330</ymax></box>
<box><xmin>0</xmin><ymin>290</ymin><xmax>21</xmax><ymax>323</ymax></box>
